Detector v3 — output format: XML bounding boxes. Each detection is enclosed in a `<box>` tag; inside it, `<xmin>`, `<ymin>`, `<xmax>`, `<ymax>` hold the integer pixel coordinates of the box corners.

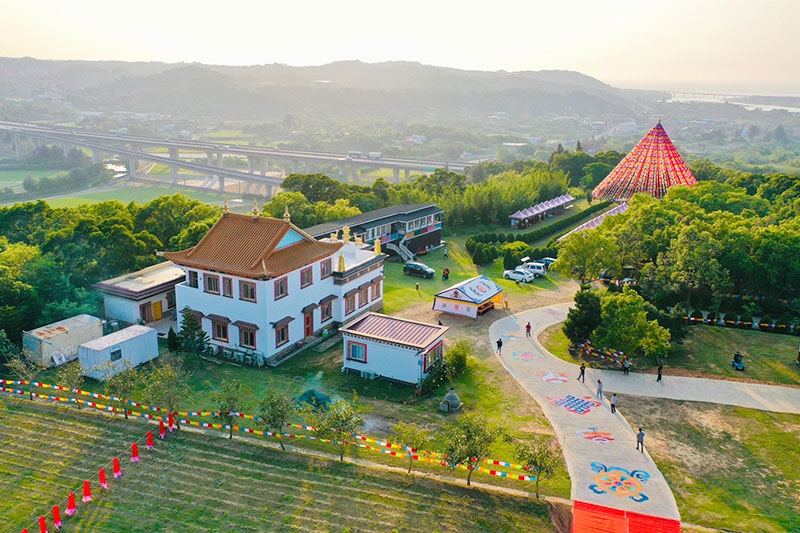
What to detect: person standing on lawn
<box><xmin>577</xmin><ymin>363</ymin><xmax>586</xmax><ymax>383</ymax></box>
<box><xmin>610</xmin><ymin>394</ymin><xmax>617</xmax><ymax>413</ymax></box>
<box><xmin>636</xmin><ymin>428</ymin><xmax>645</xmax><ymax>452</ymax></box>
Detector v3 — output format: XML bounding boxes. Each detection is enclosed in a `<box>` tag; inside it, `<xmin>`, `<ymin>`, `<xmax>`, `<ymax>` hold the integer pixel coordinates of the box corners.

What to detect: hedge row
<box><xmin>470</xmin><ymin>200</ymin><xmax>612</xmax><ymax>245</ymax></box>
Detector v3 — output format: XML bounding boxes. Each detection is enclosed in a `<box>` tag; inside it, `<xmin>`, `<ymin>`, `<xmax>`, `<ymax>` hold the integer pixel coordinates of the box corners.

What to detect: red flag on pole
<box><xmin>159</xmin><ymin>419</ymin><xmax>166</xmax><ymax>439</ymax></box>
<box><xmin>38</xmin><ymin>515</ymin><xmax>47</xmax><ymax>533</ymax></box>
<box><xmin>99</xmin><ymin>468</ymin><xmax>109</xmax><ymax>489</ymax></box>
<box><xmin>113</xmin><ymin>457</ymin><xmax>122</xmax><ymax>479</ymax></box>
<box><xmin>82</xmin><ymin>480</ymin><xmax>92</xmax><ymax>502</ymax></box>
<box><xmin>65</xmin><ymin>493</ymin><xmax>76</xmax><ymax>516</ymax></box>
<box><xmin>131</xmin><ymin>442</ymin><xmax>140</xmax><ymax>463</ymax></box>
<box><xmin>146</xmin><ymin>431</ymin><xmax>154</xmax><ymax>450</ymax></box>
<box><xmin>52</xmin><ymin>505</ymin><xmax>62</xmax><ymax>530</ymax></box>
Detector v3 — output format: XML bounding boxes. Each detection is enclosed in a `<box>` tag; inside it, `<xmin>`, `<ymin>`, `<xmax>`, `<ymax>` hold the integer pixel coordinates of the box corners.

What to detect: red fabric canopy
<box><xmin>593</xmin><ymin>121</ymin><xmax>696</xmax><ymax>201</ymax></box>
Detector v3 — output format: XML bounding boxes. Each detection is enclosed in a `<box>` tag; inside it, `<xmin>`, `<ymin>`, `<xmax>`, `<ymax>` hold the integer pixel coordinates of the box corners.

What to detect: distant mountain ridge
<box><xmin>0</xmin><ymin>57</ymin><xmax>641</xmax><ymax>120</ymax></box>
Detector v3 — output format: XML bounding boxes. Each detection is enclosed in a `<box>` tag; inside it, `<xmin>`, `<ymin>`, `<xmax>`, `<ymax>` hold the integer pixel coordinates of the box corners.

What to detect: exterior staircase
<box><xmin>386</xmin><ymin>238</ymin><xmax>414</xmax><ymax>261</ymax></box>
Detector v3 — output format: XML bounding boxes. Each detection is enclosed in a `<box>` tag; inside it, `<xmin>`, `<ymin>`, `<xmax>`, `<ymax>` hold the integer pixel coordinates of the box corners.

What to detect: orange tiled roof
<box><xmin>161</xmin><ymin>213</ymin><xmax>343</xmax><ymax>279</ymax></box>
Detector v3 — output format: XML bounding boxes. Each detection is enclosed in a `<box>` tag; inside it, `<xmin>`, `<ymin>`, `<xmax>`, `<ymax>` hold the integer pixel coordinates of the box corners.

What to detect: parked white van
<box><xmin>520</xmin><ymin>262</ymin><xmax>547</xmax><ymax>278</ymax></box>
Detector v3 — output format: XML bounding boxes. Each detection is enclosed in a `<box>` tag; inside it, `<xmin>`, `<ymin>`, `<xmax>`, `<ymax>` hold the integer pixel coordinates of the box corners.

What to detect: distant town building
<box><xmin>303</xmin><ymin>204</ymin><xmax>443</xmax><ymax>260</ymax></box>
<box><xmin>340</xmin><ymin>312</ymin><xmax>448</xmax><ymax>385</ymax></box>
<box><xmin>23</xmin><ymin>314</ymin><xmax>103</xmax><ymax>366</ymax></box>
<box><xmin>161</xmin><ymin>206</ymin><xmax>385</xmax><ymax>365</ymax></box>
<box><xmin>93</xmin><ymin>262</ymin><xmax>184</xmax><ymax>326</ymax></box>
<box><xmin>79</xmin><ymin>325</ymin><xmax>159</xmax><ymax>380</ymax></box>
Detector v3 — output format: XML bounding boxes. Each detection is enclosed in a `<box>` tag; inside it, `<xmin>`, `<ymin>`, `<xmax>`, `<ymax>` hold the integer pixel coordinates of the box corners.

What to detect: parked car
<box><xmin>539</xmin><ymin>257</ymin><xmax>557</xmax><ymax>267</ymax></box>
<box><xmin>403</xmin><ymin>261</ymin><xmax>435</xmax><ymax>279</ymax></box>
<box><xmin>520</xmin><ymin>262</ymin><xmax>547</xmax><ymax>278</ymax></box>
<box><xmin>503</xmin><ymin>268</ymin><xmax>535</xmax><ymax>283</ymax></box>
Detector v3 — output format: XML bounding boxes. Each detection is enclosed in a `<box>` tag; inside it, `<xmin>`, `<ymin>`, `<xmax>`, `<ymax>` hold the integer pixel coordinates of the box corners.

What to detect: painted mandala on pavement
<box><xmin>538</xmin><ymin>371</ymin><xmax>569</xmax><ymax>384</ymax></box>
<box><xmin>512</xmin><ymin>351</ymin><xmax>543</xmax><ymax>362</ymax></box>
<box><xmin>547</xmin><ymin>395</ymin><xmax>601</xmax><ymax>415</ymax></box>
<box><xmin>588</xmin><ymin>462</ymin><xmax>650</xmax><ymax>502</ymax></box>
<box><xmin>576</xmin><ymin>428</ymin><xmax>615</xmax><ymax>444</ymax></box>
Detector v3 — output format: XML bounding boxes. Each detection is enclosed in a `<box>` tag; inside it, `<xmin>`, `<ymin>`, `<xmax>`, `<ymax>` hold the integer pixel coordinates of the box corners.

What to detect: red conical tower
<box><xmin>592</xmin><ymin>120</ymin><xmax>696</xmax><ymax>201</ymax></box>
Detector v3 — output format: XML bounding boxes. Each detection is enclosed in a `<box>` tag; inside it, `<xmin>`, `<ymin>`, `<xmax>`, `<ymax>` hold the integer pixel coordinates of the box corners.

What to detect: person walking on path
<box><xmin>657</xmin><ymin>362</ymin><xmax>663</xmax><ymax>382</ymax></box>
<box><xmin>596</xmin><ymin>379</ymin><xmax>603</xmax><ymax>399</ymax></box>
<box><xmin>610</xmin><ymin>393</ymin><xmax>617</xmax><ymax>413</ymax></box>
<box><xmin>623</xmin><ymin>358</ymin><xmax>630</xmax><ymax>376</ymax></box>
<box><xmin>636</xmin><ymin>428</ymin><xmax>645</xmax><ymax>452</ymax></box>
<box><xmin>577</xmin><ymin>363</ymin><xmax>586</xmax><ymax>383</ymax></box>
<box><xmin>525</xmin><ymin>322</ymin><xmax>532</xmax><ymax>338</ymax></box>
<box><xmin>496</xmin><ymin>338</ymin><xmax>503</xmax><ymax>355</ymax></box>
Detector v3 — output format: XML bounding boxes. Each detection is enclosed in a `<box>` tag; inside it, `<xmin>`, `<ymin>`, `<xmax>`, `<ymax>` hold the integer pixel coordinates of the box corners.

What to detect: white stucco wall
<box><xmin>342</xmin><ymin>336</ymin><xmax>423</xmax><ymax>385</ymax></box>
<box><xmin>102</xmin><ymin>292</ymin><xmax>174</xmax><ymax>324</ymax></box>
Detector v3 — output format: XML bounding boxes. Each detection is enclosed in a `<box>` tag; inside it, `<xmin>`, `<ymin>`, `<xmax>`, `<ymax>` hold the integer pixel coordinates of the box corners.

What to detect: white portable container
<box><xmin>23</xmin><ymin>314</ymin><xmax>103</xmax><ymax>366</ymax></box>
<box><xmin>78</xmin><ymin>325</ymin><xmax>159</xmax><ymax>381</ymax></box>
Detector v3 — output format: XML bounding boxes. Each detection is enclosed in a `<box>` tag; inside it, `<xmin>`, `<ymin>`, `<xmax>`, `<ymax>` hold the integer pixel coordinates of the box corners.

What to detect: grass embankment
<box><xmin>620</xmin><ymin>396</ymin><xmax>800</xmax><ymax>533</ymax></box>
<box><xmin>541</xmin><ymin>322</ymin><xmax>800</xmax><ymax>386</ymax></box>
<box><xmin>0</xmin><ymin>169</ymin><xmax>67</xmax><ymax>184</ymax></box>
<box><xmin>1</xmin><ymin>398</ymin><xmax>555</xmax><ymax>532</ymax></box>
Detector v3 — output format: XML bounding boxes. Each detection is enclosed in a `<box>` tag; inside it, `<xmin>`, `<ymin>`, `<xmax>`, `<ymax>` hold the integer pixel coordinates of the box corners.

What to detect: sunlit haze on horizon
<box><xmin>2</xmin><ymin>0</ymin><xmax>799</xmax><ymax>95</ymax></box>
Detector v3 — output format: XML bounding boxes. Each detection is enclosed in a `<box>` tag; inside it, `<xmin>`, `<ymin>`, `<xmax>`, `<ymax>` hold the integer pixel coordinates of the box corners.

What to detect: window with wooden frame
<box><xmin>274</xmin><ymin>277</ymin><xmax>288</xmax><ymax>300</ymax></box>
<box><xmin>358</xmin><ymin>288</ymin><xmax>369</xmax><ymax>308</ymax></box>
<box><xmin>423</xmin><ymin>341</ymin><xmax>443</xmax><ymax>373</ymax></box>
<box><xmin>239</xmin><ymin>327</ymin><xmax>256</xmax><ymax>349</ymax></box>
<box><xmin>347</xmin><ymin>341</ymin><xmax>367</xmax><ymax>362</ymax></box>
<box><xmin>345</xmin><ymin>294</ymin><xmax>356</xmax><ymax>315</ymax></box>
<box><xmin>300</xmin><ymin>266</ymin><xmax>313</xmax><ymax>288</ymax></box>
<box><xmin>212</xmin><ymin>320</ymin><xmax>228</xmax><ymax>342</ymax></box>
<box><xmin>320</xmin><ymin>301</ymin><xmax>333</xmax><ymax>322</ymax></box>
<box><xmin>204</xmin><ymin>274</ymin><xmax>220</xmax><ymax>294</ymax></box>
<box><xmin>320</xmin><ymin>258</ymin><xmax>332</xmax><ymax>279</ymax></box>
<box><xmin>222</xmin><ymin>277</ymin><xmax>233</xmax><ymax>297</ymax></box>
<box><xmin>187</xmin><ymin>271</ymin><xmax>199</xmax><ymax>288</ymax></box>
<box><xmin>275</xmin><ymin>324</ymin><xmax>289</xmax><ymax>347</ymax></box>
<box><xmin>166</xmin><ymin>290</ymin><xmax>176</xmax><ymax>309</ymax></box>
<box><xmin>371</xmin><ymin>281</ymin><xmax>381</xmax><ymax>301</ymax></box>
<box><xmin>239</xmin><ymin>281</ymin><xmax>257</xmax><ymax>302</ymax></box>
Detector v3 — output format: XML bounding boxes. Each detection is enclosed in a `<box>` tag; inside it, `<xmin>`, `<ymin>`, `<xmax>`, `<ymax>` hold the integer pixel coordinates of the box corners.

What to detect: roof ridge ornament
<box><xmin>283</xmin><ymin>205</ymin><xmax>291</xmax><ymax>223</ymax></box>
<box><xmin>251</xmin><ymin>199</ymin><xmax>260</xmax><ymax>219</ymax></box>
<box><xmin>223</xmin><ymin>199</ymin><xmax>230</xmax><ymax>215</ymax></box>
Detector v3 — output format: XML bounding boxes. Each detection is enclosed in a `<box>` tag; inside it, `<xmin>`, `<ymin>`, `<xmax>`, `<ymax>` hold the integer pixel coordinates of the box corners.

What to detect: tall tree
<box><xmin>391</xmin><ymin>422</ymin><xmax>431</xmax><ymax>473</ymax></box>
<box><xmin>563</xmin><ymin>288</ymin><xmax>602</xmax><ymax>344</ymax></box>
<box><xmin>257</xmin><ymin>388</ymin><xmax>295</xmax><ymax>450</ymax></box>
<box><xmin>515</xmin><ymin>436</ymin><xmax>560</xmax><ymax>498</ymax></box>
<box><xmin>554</xmin><ymin>230</ymin><xmax>620</xmax><ymax>284</ymax></box>
<box><xmin>301</xmin><ymin>394</ymin><xmax>364</xmax><ymax>461</ymax></box>
<box><xmin>211</xmin><ymin>378</ymin><xmax>251</xmax><ymax>439</ymax></box>
<box><xmin>441</xmin><ymin>414</ymin><xmax>503</xmax><ymax>486</ymax></box>
<box><xmin>178</xmin><ymin>307</ymin><xmax>208</xmax><ymax>355</ymax></box>
<box><xmin>102</xmin><ymin>360</ymin><xmax>140</xmax><ymax>420</ymax></box>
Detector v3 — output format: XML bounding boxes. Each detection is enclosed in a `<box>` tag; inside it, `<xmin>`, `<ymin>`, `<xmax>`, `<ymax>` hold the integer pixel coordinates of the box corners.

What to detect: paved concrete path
<box><xmin>592</xmin><ymin>368</ymin><xmax>800</xmax><ymax>414</ymax></box>
<box><xmin>490</xmin><ymin>302</ymin><xmax>682</xmax><ymax>521</ymax></box>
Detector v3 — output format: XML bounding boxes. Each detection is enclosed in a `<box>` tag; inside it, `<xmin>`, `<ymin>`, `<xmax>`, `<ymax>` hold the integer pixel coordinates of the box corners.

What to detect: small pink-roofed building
<box><xmin>340</xmin><ymin>312</ymin><xmax>448</xmax><ymax>385</ymax></box>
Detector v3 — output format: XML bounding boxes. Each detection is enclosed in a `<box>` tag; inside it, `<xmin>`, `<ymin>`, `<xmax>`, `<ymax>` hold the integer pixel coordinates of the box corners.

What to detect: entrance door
<box><xmin>139</xmin><ymin>302</ymin><xmax>153</xmax><ymax>323</ymax></box>
<box><xmin>304</xmin><ymin>312</ymin><xmax>313</xmax><ymax>337</ymax></box>
<box><xmin>152</xmin><ymin>301</ymin><xmax>163</xmax><ymax>321</ymax></box>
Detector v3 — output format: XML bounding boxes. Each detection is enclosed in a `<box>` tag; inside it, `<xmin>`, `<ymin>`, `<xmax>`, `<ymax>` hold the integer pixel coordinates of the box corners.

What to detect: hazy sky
<box><xmin>3</xmin><ymin>0</ymin><xmax>799</xmax><ymax>94</ymax></box>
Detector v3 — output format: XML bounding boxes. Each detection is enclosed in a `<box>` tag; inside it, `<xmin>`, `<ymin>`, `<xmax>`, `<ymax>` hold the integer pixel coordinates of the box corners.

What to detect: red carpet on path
<box><xmin>572</xmin><ymin>501</ymin><xmax>680</xmax><ymax>533</ymax></box>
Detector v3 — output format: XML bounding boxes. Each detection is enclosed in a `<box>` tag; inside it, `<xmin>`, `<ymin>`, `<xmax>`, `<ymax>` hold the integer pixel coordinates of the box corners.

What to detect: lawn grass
<box><xmin>45</xmin><ymin>185</ymin><xmax>233</xmax><ymax>208</ymax></box>
<box><xmin>620</xmin><ymin>396</ymin><xmax>800</xmax><ymax>532</ymax></box>
<box><xmin>0</xmin><ymin>169</ymin><xmax>67</xmax><ymax>184</ymax></box>
<box><xmin>669</xmin><ymin>325</ymin><xmax>800</xmax><ymax>386</ymax></box>
<box><xmin>0</xmin><ymin>397</ymin><xmax>556</xmax><ymax>532</ymax></box>
<box><xmin>541</xmin><ymin>322</ymin><xmax>800</xmax><ymax>386</ymax></box>
<box><xmin>29</xmin><ymin>340</ymin><xmax>572</xmax><ymax>500</ymax></box>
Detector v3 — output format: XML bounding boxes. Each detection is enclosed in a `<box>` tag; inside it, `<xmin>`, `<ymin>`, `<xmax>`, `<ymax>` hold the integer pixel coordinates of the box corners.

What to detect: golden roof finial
<box><xmin>330</xmin><ymin>231</ymin><xmax>338</xmax><ymax>241</ymax></box>
<box><xmin>283</xmin><ymin>205</ymin><xmax>291</xmax><ymax>223</ymax></box>
<box><xmin>374</xmin><ymin>238</ymin><xmax>381</xmax><ymax>256</ymax></box>
<box><xmin>337</xmin><ymin>253</ymin><xmax>346</xmax><ymax>272</ymax></box>
<box><xmin>223</xmin><ymin>199</ymin><xmax>230</xmax><ymax>215</ymax></box>
<box><xmin>251</xmin><ymin>199</ymin><xmax>260</xmax><ymax>217</ymax></box>
<box><xmin>342</xmin><ymin>225</ymin><xmax>351</xmax><ymax>242</ymax></box>
<box><xmin>657</xmin><ymin>116</ymin><xmax>662</xmax><ymax>125</ymax></box>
